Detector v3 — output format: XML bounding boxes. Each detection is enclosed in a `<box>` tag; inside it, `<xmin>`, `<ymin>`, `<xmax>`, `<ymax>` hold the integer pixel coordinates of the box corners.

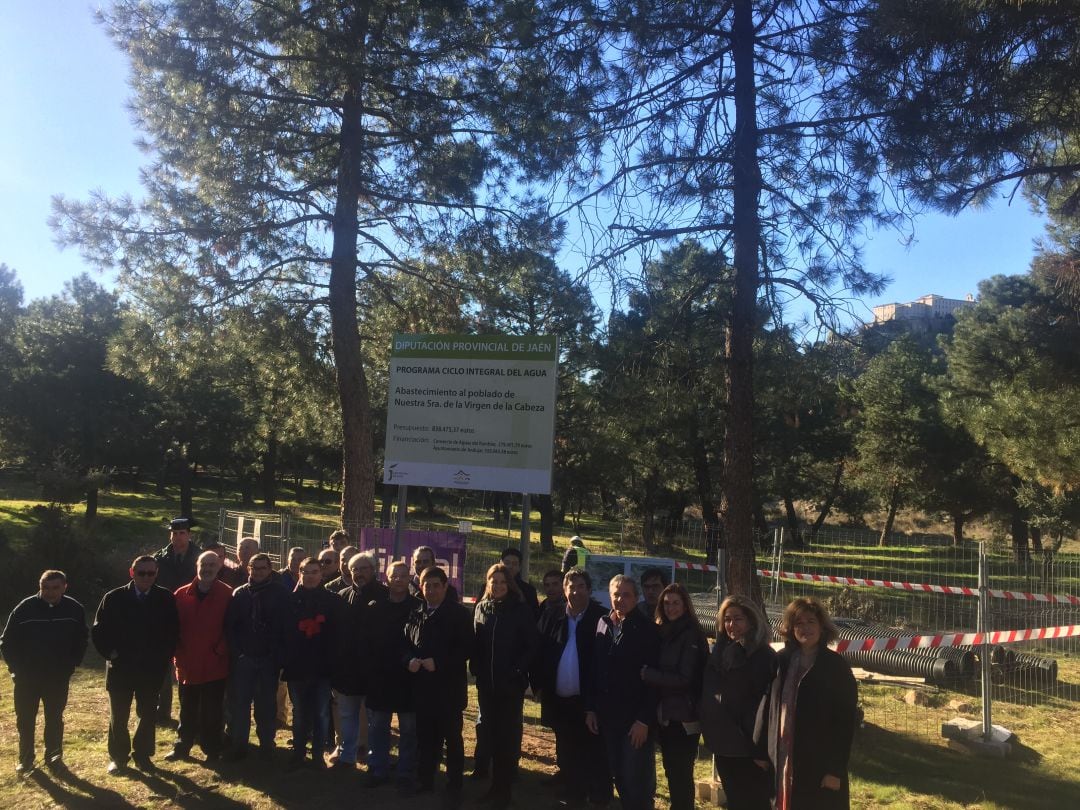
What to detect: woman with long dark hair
<box><xmin>699</xmin><ymin>595</ymin><xmax>776</xmax><ymax>810</ymax></box>
<box><xmin>640</xmin><ymin>583</ymin><xmax>707</xmax><ymax>810</ymax></box>
<box><xmin>470</xmin><ymin>563</ymin><xmax>539</xmax><ymax>809</ymax></box>
<box><xmin>765</xmin><ymin>597</ymin><xmax>857</xmax><ymax>810</ymax></box>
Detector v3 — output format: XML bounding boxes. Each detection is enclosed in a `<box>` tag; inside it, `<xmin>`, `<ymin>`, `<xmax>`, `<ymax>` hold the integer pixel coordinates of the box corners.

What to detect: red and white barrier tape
<box><xmin>832</xmin><ymin>624</ymin><xmax>1080</xmax><ymax>653</ymax></box>
<box><xmin>672</xmin><ymin>561</ymin><xmax>1080</xmax><ymax>605</ymax></box>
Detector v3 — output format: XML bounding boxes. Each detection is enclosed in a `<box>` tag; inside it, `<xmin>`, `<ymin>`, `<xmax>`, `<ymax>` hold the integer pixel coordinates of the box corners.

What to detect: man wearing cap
<box><xmin>92</xmin><ymin>555</ymin><xmax>180</xmax><ymax>774</ymax></box>
<box><xmin>1</xmin><ymin>570</ymin><xmax>88</xmax><ymax>775</ymax></box>
<box><xmin>153</xmin><ymin>517</ymin><xmax>201</xmax><ymax>724</ymax></box>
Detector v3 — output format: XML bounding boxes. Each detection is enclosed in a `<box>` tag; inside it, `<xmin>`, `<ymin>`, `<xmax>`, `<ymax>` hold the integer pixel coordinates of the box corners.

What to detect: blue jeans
<box><xmin>602</xmin><ymin>723</ymin><xmax>656</xmax><ymax>810</ymax></box>
<box><xmin>367</xmin><ymin>708</ymin><xmax>417</xmax><ymax>779</ymax></box>
<box><xmin>288</xmin><ymin>677</ymin><xmax>331</xmax><ymax>756</ymax></box>
<box><xmin>229</xmin><ymin>655</ymin><xmax>279</xmax><ymax>751</ymax></box>
<box><xmin>333</xmin><ymin>692</ymin><xmax>364</xmax><ymax>764</ymax></box>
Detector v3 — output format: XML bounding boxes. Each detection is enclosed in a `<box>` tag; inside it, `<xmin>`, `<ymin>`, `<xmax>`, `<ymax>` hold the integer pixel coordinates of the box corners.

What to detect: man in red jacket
<box><xmin>166</xmin><ymin>550</ymin><xmax>232</xmax><ymax>763</ymax></box>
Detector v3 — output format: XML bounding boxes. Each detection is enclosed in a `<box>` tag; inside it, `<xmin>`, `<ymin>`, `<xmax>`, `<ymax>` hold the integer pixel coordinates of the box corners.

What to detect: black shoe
<box><xmin>258</xmin><ymin>745</ymin><xmax>276</xmax><ymax>762</ymax></box>
<box><xmin>16</xmin><ymin>760</ymin><xmax>34</xmax><ymax>776</ymax></box>
<box><xmin>287</xmin><ymin>752</ymin><xmax>306</xmax><ymax>771</ymax></box>
<box><xmin>332</xmin><ymin>759</ymin><xmax>356</xmax><ymax>771</ymax></box>
<box><xmin>311</xmin><ymin>753</ymin><xmax>327</xmax><ymax>770</ymax></box>
<box><xmin>204</xmin><ymin>752</ymin><xmax>221</xmax><ymax>765</ymax></box>
<box><xmin>107</xmin><ymin>760</ymin><xmax>128</xmax><ymax>776</ymax></box>
<box><xmin>223</xmin><ymin>749</ymin><xmax>248</xmax><ymax>763</ymax></box>
<box><xmin>164</xmin><ymin>747</ymin><xmax>190</xmax><ymax>762</ymax></box>
<box><xmin>132</xmin><ymin>756</ymin><xmax>156</xmax><ymax>772</ymax></box>
<box><xmin>470</xmin><ymin>768</ymin><xmax>490</xmax><ymax>781</ymax></box>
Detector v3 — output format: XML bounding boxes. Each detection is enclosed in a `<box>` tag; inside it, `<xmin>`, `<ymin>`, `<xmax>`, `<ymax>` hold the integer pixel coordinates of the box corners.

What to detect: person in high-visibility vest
<box><xmin>560</xmin><ymin>537</ymin><xmax>590</xmax><ymax>572</ymax></box>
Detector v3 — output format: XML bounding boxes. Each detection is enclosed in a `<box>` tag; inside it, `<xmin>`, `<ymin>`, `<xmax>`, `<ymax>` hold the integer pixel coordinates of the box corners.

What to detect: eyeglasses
<box><xmin>134</xmin><ymin>570</ymin><xmax>157</xmax><ymax>578</ymax></box>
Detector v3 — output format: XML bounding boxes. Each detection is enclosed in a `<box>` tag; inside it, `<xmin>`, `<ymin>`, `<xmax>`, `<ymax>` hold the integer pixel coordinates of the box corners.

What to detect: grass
<box><xmin>1</xmin><ymin>657</ymin><xmax>1078</xmax><ymax>809</ymax></box>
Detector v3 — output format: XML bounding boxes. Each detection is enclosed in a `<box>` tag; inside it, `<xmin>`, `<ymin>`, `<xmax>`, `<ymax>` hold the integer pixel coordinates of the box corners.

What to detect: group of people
<box><xmin>2</xmin><ymin>518</ymin><xmax>858</xmax><ymax>810</ymax></box>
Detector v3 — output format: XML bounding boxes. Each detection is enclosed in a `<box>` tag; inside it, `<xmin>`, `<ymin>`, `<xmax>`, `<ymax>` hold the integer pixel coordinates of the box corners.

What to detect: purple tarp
<box><xmin>358</xmin><ymin>528</ymin><xmax>467</xmax><ymax>594</ymax></box>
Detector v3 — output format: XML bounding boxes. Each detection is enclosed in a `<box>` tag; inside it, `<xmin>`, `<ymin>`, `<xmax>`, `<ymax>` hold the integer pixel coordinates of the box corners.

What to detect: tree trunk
<box><xmin>722</xmin><ymin>0</ymin><xmax>761</xmax><ymax>599</ymax></box>
<box><xmin>878</xmin><ymin>483</ymin><xmax>900</xmax><ymax>546</ymax></box>
<box><xmin>421</xmin><ymin>486</ymin><xmax>436</xmax><ymax>517</ymax></box>
<box><xmin>951</xmin><ymin>512</ymin><xmax>964</xmax><ymax>547</ymax></box>
<box><xmin>84</xmin><ymin>487</ymin><xmax>98</xmax><ymax>524</ymax></box>
<box><xmin>179</xmin><ymin>462</ymin><xmax>193</xmax><ymax>518</ymax></box>
<box><xmin>1030</xmin><ymin>525</ymin><xmax>1043</xmax><ymax>554</ymax></box>
<box><xmin>809</xmin><ymin>459</ymin><xmax>844</xmax><ymax>545</ymax></box>
<box><xmin>262</xmin><ymin>431</ymin><xmax>278</xmax><ymax>510</ymax></box>
<box><xmin>783</xmin><ymin>491</ymin><xmax>804</xmax><ymax>549</ymax></box>
<box><xmin>239</xmin><ymin>477</ymin><xmax>254</xmax><ymax>507</ymax></box>
<box><xmin>536</xmin><ymin>493</ymin><xmax>555</xmax><ymax>553</ymax></box>
<box><xmin>330</xmin><ymin>59</ymin><xmax>375</xmax><ymax>531</ymax></box>
<box><xmin>1009</xmin><ymin>476</ymin><xmax>1031</xmax><ymax>564</ymax></box>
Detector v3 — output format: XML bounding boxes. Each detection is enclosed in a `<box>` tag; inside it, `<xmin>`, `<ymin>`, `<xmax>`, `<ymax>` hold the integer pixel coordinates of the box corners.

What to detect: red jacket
<box><xmin>174</xmin><ymin>579</ymin><xmax>232</xmax><ymax>685</ymax></box>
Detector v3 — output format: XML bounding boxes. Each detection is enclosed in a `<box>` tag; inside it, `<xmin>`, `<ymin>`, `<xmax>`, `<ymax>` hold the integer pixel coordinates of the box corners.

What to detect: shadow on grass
<box><xmin>852</xmin><ymin>723</ymin><xmax>1074</xmax><ymax>809</ymax></box>
<box><xmin>127</xmin><ymin>766</ymin><xmax>249</xmax><ymax>808</ymax></box>
<box><xmin>30</xmin><ymin>764</ymin><xmax>130</xmax><ymax>808</ymax></box>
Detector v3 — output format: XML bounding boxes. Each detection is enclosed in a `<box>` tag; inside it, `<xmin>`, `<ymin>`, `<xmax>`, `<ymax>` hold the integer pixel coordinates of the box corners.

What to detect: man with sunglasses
<box><xmin>92</xmin><ymin>555</ymin><xmax>180</xmax><ymax>775</ymax></box>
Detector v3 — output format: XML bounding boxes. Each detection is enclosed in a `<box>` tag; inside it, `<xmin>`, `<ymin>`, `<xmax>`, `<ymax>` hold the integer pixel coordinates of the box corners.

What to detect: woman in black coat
<box><xmin>471</xmin><ymin>563</ymin><xmax>540</xmax><ymax>809</ymax></box>
<box><xmin>763</xmin><ymin>597</ymin><xmax>857</xmax><ymax>810</ymax></box>
<box><xmin>699</xmin><ymin>595</ymin><xmax>777</xmax><ymax>810</ymax></box>
<box><xmin>640</xmin><ymin>583</ymin><xmax>707</xmax><ymax>810</ymax></box>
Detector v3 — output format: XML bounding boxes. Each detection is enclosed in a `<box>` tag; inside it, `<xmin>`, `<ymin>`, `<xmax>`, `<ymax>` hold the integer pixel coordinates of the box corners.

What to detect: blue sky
<box><xmin>0</xmin><ymin>4</ymin><xmax>1049</xmax><ymax>327</ymax></box>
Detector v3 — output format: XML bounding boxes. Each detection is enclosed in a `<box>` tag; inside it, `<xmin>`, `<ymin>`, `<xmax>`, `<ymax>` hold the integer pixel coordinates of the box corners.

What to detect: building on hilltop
<box><xmin>871</xmin><ymin>293</ymin><xmax>974</xmax><ymax>325</ymax></box>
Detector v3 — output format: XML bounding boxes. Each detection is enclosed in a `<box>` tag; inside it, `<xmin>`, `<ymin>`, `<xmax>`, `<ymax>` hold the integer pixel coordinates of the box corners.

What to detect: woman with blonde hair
<box><xmin>764</xmin><ymin>597</ymin><xmax>857</xmax><ymax>810</ymax></box>
<box><xmin>470</xmin><ymin>563</ymin><xmax>539</xmax><ymax>809</ymax></box>
<box><xmin>699</xmin><ymin>595</ymin><xmax>776</xmax><ymax>810</ymax></box>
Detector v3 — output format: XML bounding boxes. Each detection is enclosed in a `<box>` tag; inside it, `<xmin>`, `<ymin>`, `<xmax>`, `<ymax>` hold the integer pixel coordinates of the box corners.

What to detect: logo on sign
<box><xmin>453</xmin><ymin>469</ymin><xmax>471</xmax><ymax>485</ymax></box>
<box><xmin>387</xmin><ymin>464</ymin><xmax>407</xmax><ymax>481</ymax></box>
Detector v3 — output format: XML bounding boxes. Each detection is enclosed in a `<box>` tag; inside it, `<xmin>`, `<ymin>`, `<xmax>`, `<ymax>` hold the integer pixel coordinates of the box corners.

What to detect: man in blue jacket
<box><xmin>1</xmin><ymin>570</ymin><xmax>88</xmax><ymax>775</ymax></box>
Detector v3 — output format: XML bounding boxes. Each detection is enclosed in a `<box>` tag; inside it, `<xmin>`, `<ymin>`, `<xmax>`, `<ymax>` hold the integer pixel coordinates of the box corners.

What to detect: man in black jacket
<box><xmin>585</xmin><ymin>575</ymin><xmax>660</xmax><ymax>810</ymax></box>
<box><xmin>533</xmin><ymin>568</ymin><xmax>611</xmax><ymax>804</ymax></box>
<box><xmin>153</xmin><ymin>516</ymin><xmax>201</xmax><ymax>724</ymax></box>
<box><xmin>332</xmin><ymin>552</ymin><xmax>387</xmax><ymax>768</ymax></box>
<box><xmin>365</xmin><ymin>561</ymin><xmax>423</xmax><ymax>791</ymax></box>
<box><xmin>224</xmin><ymin>552</ymin><xmax>289</xmax><ymax>761</ymax></box>
<box><xmin>282</xmin><ymin>557</ymin><xmax>342</xmax><ymax>769</ymax></box>
<box><xmin>92</xmin><ymin>555</ymin><xmax>181</xmax><ymax>774</ymax></box>
<box><xmin>404</xmin><ymin>566</ymin><xmax>473</xmax><ymax>808</ymax></box>
<box><xmin>1</xmin><ymin>570</ymin><xmax>88</xmax><ymax>774</ymax></box>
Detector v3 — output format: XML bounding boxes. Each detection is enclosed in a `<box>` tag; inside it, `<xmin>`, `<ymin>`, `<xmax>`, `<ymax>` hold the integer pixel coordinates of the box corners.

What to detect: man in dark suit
<box><xmin>91</xmin><ymin>555</ymin><xmax>180</xmax><ymax>774</ymax></box>
<box><xmin>534</xmin><ymin>568</ymin><xmax>611</xmax><ymax>804</ymax></box>
<box><xmin>585</xmin><ymin>575</ymin><xmax>660</xmax><ymax>810</ymax></box>
<box><xmin>404</xmin><ymin>566</ymin><xmax>473</xmax><ymax>808</ymax></box>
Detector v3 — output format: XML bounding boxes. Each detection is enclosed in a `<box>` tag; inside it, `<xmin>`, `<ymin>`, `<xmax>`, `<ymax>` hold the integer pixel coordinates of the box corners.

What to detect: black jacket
<box><xmin>1</xmin><ymin>594</ymin><xmax>88</xmax><ymax>678</ymax></box>
<box><xmin>334</xmin><ymin>580</ymin><xmax>389</xmax><ymax>695</ymax></box>
<box><xmin>365</xmin><ymin>594</ymin><xmax>423</xmax><ymax>712</ymax></box>
<box><xmin>641</xmin><ymin>613</ymin><xmax>707</xmax><ymax>724</ymax></box>
<box><xmin>92</xmin><ymin>581</ymin><xmax>180</xmax><ymax>690</ymax></box>
<box><xmin>153</xmin><ymin>542</ymin><xmax>202</xmax><ymax>592</ymax></box>
<box><xmin>404</xmin><ymin>600</ymin><xmax>473</xmax><ymax>712</ymax></box>
<box><xmin>515</xmin><ymin>576</ymin><xmax>541</xmax><ymax>621</ymax></box>
<box><xmin>760</xmin><ymin>645</ymin><xmax>857</xmax><ymax>810</ymax></box>
<box><xmin>282</xmin><ymin>586</ymin><xmax>343</xmax><ymax>681</ymax></box>
<box><xmin>471</xmin><ymin>596</ymin><xmax>540</xmax><ymax>698</ymax></box>
<box><xmin>225</xmin><ymin>579</ymin><xmax>290</xmax><ymax>662</ymax></box>
<box><xmin>533</xmin><ymin>598</ymin><xmax>606</xmax><ymax>722</ymax></box>
<box><xmin>700</xmin><ymin>636</ymin><xmax>776</xmax><ymax>758</ymax></box>
<box><xmin>586</xmin><ymin>608</ymin><xmax>660</xmax><ymax>735</ymax></box>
